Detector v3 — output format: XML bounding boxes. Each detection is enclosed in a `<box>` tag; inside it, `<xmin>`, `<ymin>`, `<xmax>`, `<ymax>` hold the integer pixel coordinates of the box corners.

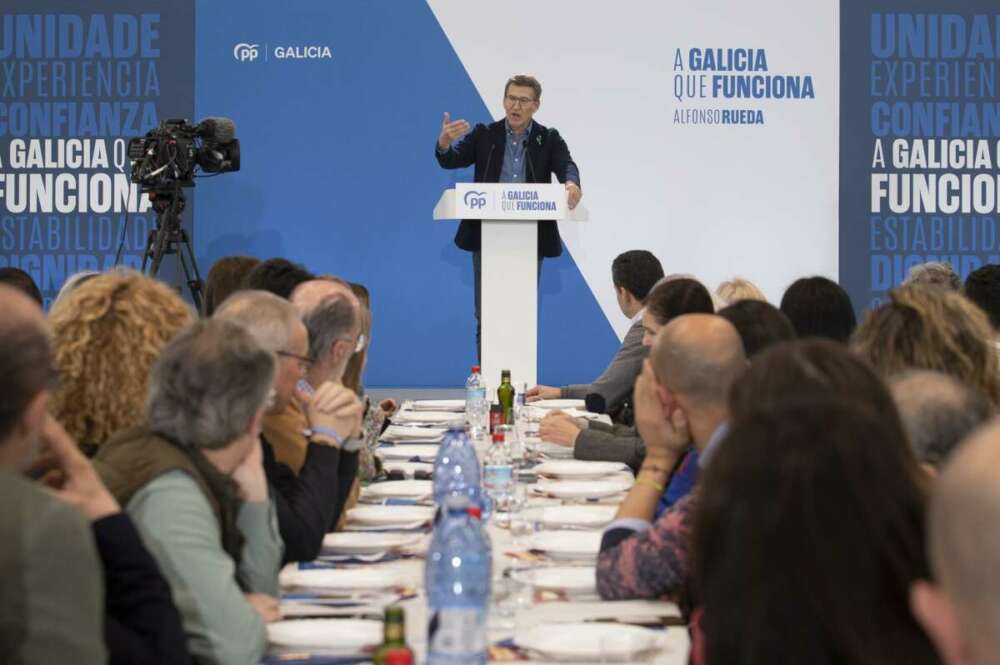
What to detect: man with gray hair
<box><xmin>595</xmin><ymin>314</ymin><xmax>746</xmax><ymax>600</ymax></box>
<box><xmin>911</xmin><ymin>421</ymin><xmax>1000</xmax><ymax>665</ymax></box>
<box><xmin>215</xmin><ymin>290</ymin><xmax>363</xmax><ymax>562</ymax></box>
<box><xmin>265</xmin><ymin>278</ymin><xmax>364</xmax><ymax>473</ymax></box>
<box><xmin>889</xmin><ymin>370</ymin><xmax>993</xmax><ymax>473</ymax></box>
<box><xmin>96</xmin><ymin>319</ymin><xmax>283</xmax><ymax>665</ymax></box>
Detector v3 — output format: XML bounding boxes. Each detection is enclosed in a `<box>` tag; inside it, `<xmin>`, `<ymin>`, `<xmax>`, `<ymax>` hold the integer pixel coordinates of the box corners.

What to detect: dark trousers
<box><xmin>472</xmin><ymin>250</ymin><xmax>543</xmax><ymax>362</ymax></box>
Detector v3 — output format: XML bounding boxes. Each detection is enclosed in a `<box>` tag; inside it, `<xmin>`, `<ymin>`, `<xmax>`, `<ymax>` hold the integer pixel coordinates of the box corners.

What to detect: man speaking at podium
<box><xmin>435</xmin><ymin>74</ymin><xmax>582</xmax><ymax>356</ymax></box>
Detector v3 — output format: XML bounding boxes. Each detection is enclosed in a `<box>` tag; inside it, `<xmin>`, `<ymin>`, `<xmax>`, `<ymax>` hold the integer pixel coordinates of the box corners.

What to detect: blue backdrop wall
<box><xmin>193</xmin><ymin>0</ymin><xmax>619</xmax><ymax>388</ymax></box>
<box><xmin>0</xmin><ymin>0</ymin><xmax>618</xmax><ymax>388</ymax></box>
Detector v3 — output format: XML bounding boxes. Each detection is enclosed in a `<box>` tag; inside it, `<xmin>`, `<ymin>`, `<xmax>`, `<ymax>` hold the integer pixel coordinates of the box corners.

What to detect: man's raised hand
<box><xmin>438</xmin><ymin>112</ymin><xmax>470</xmax><ymax>150</ymax></box>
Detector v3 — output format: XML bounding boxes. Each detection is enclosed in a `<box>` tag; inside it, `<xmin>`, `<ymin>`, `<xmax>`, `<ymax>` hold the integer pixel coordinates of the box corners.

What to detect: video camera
<box><xmin>127</xmin><ymin>117</ymin><xmax>241</xmax><ymax>190</ymax></box>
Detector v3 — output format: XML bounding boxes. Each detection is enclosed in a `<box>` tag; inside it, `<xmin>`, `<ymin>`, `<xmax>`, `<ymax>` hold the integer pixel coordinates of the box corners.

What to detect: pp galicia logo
<box><xmin>233</xmin><ymin>43</ymin><xmax>260</xmax><ymax>62</ymax></box>
<box><xmin>464</xmin><ymin>191</ymin><xmax>487</xmax><ymax>209</ymax></box>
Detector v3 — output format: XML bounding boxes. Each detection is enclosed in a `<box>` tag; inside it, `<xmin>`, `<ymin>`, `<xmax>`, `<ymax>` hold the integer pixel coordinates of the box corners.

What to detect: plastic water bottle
<box><xmin>432</xmin><ymin>427</ymin><xmax>482</xmax><ymax>509</ymax></box>
<box><xmin>465</xmin><ymin>365</ymin><xmax>487</xmax><ymax>438</ymax></box>
<box><xmin>482</xmin><ymin>432</ymin><xmax>514</xmax><ymax>527</ymax></box>
<box><xmin>425</xmin><ymin>496</ymin><xmax>491</xmax><ymax>665</ymax></box>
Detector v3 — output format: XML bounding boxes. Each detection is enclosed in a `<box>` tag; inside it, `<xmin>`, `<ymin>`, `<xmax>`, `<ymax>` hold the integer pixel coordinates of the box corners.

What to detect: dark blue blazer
<box><xmin>435</xmin><ymin>119</ymin><xmax>581</xmax><ymax>258</ymax></box>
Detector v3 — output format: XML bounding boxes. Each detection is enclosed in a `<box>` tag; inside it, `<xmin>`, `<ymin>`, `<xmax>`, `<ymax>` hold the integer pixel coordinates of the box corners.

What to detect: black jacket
<box><xmin>435</xmin><ymin>119</ymin><xmax>581</xmax><ymax>258</ymax></box>
<box><xmin>93</xmin><ymin>513</ymin><xmax>191</xmax><ymax>665</ymax></box>
<box><xmin>262</xmin><ymin>436</ymin><xmax>358</xmax><ymax>564</ymax></box>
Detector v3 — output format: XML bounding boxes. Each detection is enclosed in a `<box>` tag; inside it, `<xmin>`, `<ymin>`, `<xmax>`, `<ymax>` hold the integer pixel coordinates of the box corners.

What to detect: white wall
<box><xmin>429</xmin><ymin>0</ymin><xmax>840</xmax><ymax>338</ymax></box>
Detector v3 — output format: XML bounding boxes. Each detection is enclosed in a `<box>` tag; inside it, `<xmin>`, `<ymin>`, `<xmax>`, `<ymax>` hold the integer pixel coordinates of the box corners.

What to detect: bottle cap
<box><xmin>471</xmin><ymin>365</ymin><xmax>481</xmax><ymax>373</ymax></box>
<box><xmin>492</xmin><ymin>432</ymin><xmax>504</xmax><ymax>443</ymax></box>
<box><xmin>467</xmin><ymin>506</ymin><xmax>483</xmax><ymax>520</ymax></box>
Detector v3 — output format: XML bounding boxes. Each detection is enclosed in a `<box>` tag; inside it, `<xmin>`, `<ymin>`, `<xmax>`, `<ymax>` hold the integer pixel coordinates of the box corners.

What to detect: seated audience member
<box><xmin>343</xmin><ymin>282</ymin><xmax>397</xmax><ymax>483</ymax></box>
<box><xmin>0</xmin><ymin>285</ymin><xmax>189</xmax><ymax>665</ymax></box>
<box><xmin>889</xmin><ymin>370</ymin><xmax>993</xmax><ymax>473</ymax></box>
<box><xmin>595</xmin><ymin>314</ymin><xmax>745</xmax><ymax>601</ymax></box>
<box><xmin>716</xmin><ymin>299</ymin><xmax>796</xmax><ymax>357</ymax></box>
<box><xmin>691</xmin><ymin>400</ymin><xmax>937</xmax><ymax>665</ymax></box>
<box><xmin>0</xmin><ymin>266</ymin><xmax>43</xmax><ymax>305</ymax></box>
<box><xmin>963</xmin><ymin>263</ymin><xmax>1000</xmax><ymax>331</ymax></box>
<box><xmin>52</xmin><ymin>270</ymin><xmax>100</xmax><ymax>308</ymax></box>
<box><xmin>541</xmin><ymin>278</ymin><xmax>714</xmax><ymax>470</ymax></box>
<box><xmin>850</xmin><ymin>284</ymin><xmax>1000</xmax><ymax>406</ymax></box>
<box><xmin>528</xmin><ymin>249</ymin><xmax>664</xmax><ymax>415</ymax></box>
<box><xmin>241</xmin><ymin>257</ymin><xmax>315</xmax><ymax>299</ymax></box>
<box><xmin>904</xmin><ymin>260</ymin><xmax>962</xmax><ymax>291</ymax></box>
<box><xmin>779</xmin><ymin>275</ymin><xmax>856</xmax><ymax>342</ymax></box>
<box><xmin>215</xmin><ymin>290</ymin><xmax>362</xmax><ymax>562</ymax></box>
<box><xmin>714</xmin><ymin>276</ymin><xmax>766</xmax><ymax>306</ymax></box>
<box><xmin>203</xmin><ymin>255</ymin><xmax>261</xmax><ymax>316</ymax></box>
<box><xmin>912</xmin><ymin>421</ymin><xmax>1000</xmax><ymax>665</ymax></box>
<box><xmin>264</xmin><ymin>278</ymin><xmax>364</xmax><ymax>473</ymax></box>
<box><xmin>49</xmin><ymin>271</ymin><xmax>194</xmax><ymax>455</ymax></box>
<box><xmin>0</xmin><ymin>285</ymin><xmax>106</xmax><ymax>664</ymax></box>
<box><xmin>95</xmin><ymin>320</ymin><xmax>284</xmax><ymax>665</ymax></box>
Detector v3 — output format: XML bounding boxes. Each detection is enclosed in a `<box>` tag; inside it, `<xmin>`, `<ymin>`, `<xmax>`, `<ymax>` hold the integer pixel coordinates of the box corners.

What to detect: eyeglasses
<box><xmin>276</xmin><ymin>350</ymin><xmax>314</xmax><ymax>371</ymax></box>
<box><xmin>505</xmin><ymin>95</ymin><xmax>536</xmax><ymax>107</ymax></box>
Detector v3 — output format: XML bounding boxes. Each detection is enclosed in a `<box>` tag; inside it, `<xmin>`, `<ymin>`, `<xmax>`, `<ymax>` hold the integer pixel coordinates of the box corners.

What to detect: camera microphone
<box><xmin>196</xmin><ymin>117</ymin><xmax>236</xmax><ymax>144</ymax></box>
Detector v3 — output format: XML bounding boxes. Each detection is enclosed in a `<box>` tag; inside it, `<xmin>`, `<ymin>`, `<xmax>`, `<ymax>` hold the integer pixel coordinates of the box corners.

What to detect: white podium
<box><xmin>433</xmin><ymin>183</ymin><xmax>586</xmax><ymax>388</ymax></box>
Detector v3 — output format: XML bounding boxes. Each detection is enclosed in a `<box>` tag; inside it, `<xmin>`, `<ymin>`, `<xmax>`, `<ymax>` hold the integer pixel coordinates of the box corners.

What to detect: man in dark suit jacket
<box><xmin>435</xmin><ymin>74</ymin><xmax>582</xmax><ymax>354</ymax></box>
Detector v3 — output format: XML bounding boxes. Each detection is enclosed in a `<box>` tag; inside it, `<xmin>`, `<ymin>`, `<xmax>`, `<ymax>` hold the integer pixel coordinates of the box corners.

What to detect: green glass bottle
<box><xmin>374</xmin><ymin>606</ymin><xmax>413</xmax><ymax>665</ymax></box>
<box><xmin>497</xmin><ymin>369</ymin><xmax>515</xmax><ymax>424</ymax></box>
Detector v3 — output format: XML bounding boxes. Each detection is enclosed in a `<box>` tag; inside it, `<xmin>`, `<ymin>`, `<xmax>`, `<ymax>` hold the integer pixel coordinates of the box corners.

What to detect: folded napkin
<box><xmin>381</xmin><ymin>424</ymin><xmax>446</xmax><ymax>440</ymax></box>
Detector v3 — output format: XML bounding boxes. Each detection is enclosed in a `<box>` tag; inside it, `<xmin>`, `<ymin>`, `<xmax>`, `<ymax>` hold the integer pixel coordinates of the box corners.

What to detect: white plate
<box><xmin>363</xmin><ymin>480</ymin><xmax>434</xmax><ymax>499</ymax></box>
<box><xmin>321</xmin><ymin>532</ymin><xmax>422</xmax><ymax>555</ymax></box>
<box><xmin>268</xmin><ymin>618</ymin><xmax>382</xmax><ymax>654</ymax></box>
<box><xmin>410</xmin><ymin>399</ymin><xmax>466</xmax><ymax>412</ymax></box>
<box><xmin>514</xmin><ymin>622</ymin><xmax>660</xmax><ymax>660</ymax></box>
<box><xmin>381</xmin><ymin>460</ymin><xmax>434</xmax><ymax>476</ymax></box>
<box><xmin>377</xmin><ymin>445</ymin><xmax>440</xmax><ymax>461</ymax></box>
<box><xmin>347</xmin><ymin>505</ymin><xmax>435</xmax><ymax>526</ymax></box>
<box><xmin>525</xmin><ymin>531</ymin><xmax>603</xmax><ymax>560</ymax></box>
<box><xmin>382</xmin><ymin>425</ymin><xmax>447</xmax><ymax>441</ymax></box>
<box><xmin>280</xmin><ymin>566</ymin><xmax>408</xmax><ymax>591</ymax></box>
<box><xmin>534</xmin><ymin>460</ymin><xmax>628</xmax><ymax>479</ymax></box>
<box><xmin>533</xmin><ymin>440</ymin><xmax>575</xmax><ymax>459</ymax></box>
<box><xmin>523</xmin><ymin>505</ymin><xmax>618</xmax><ymax>529</ymax></box>
<box><xmin>531</xmin><ymin>399</ymin><xmax>586</xmax><ymax>410</ymax></box>
<box><xmin>510</xmin><ymin>566</ymin><xmax>596</xmax><ymax>595</ymax></box>
<box><xmin>534</xmin><ymin>479</ymin><xmax>632</xmax><ymax>499</ymax></box>
<box><xmin>393</xmin><ymin>411</ymin><xmax>465</xmax><ymax>424</ymax></box>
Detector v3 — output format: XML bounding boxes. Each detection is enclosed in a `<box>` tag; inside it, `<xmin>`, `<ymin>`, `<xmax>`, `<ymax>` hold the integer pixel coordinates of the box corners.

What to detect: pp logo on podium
<box><xmin>463</xmin><ymin>191</ymin><xmax>488</xmax><ymax>210</ymax></box>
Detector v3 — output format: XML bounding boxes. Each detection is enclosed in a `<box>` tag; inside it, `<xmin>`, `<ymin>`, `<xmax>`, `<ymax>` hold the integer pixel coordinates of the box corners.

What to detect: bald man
<box><xmin>911</xmin><ymin>421</ymin><xmax>1000</xmax><ymax>665</ymax></box>
<box><xmin>595</xmin><ymin>314</ymin><xmax>747</xmax><ymax>601</ymax></box>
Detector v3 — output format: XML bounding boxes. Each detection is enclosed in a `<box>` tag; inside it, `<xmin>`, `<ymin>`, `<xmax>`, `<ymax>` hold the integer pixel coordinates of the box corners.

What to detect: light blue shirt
<box><xmin>500</xmin><ymin>120</ymin><xmax>533</xmax><ymax>183</ymax></box>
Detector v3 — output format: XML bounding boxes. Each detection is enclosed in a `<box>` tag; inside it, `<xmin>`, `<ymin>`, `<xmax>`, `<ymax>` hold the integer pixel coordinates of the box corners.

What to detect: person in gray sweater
<box><xmin>529</xmin><ymin>250</ymin><xmax>664</xmax><ymax>415</ymax></box>
<box><xmin>540</xmin><ymin>277</ymin><xmax>714</xmax><ymax>469</ymax></box>
<box><xmin>542</xmin><ymin>294</ymin><xmax>796</xmax><ymax>471</ymax></box>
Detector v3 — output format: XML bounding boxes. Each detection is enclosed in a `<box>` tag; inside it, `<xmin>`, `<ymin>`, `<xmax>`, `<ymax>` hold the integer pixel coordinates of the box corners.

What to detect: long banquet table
<box><xmin>267</xmin><ymin>400</ymin><xmax>691</xmax><ymax>664</ymax></box>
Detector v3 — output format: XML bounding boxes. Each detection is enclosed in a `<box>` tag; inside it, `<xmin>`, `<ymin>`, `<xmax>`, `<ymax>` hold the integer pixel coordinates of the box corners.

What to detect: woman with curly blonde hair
<box><xmin>851</xmin><ymin>284</ymin><xmax>1000</xmax><ymax>406</ymax></box>
<box><xmin>48</xmin><ymin>270</ymin><xmax>195</xmax><ymax>454</ymax></box>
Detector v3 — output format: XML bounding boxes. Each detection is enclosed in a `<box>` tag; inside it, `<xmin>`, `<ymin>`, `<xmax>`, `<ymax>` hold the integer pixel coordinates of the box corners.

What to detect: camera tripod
<box><xmin>140</xmin><ymin>183</ymin><xmax>205</xmax><ymax>313</ymax></box>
